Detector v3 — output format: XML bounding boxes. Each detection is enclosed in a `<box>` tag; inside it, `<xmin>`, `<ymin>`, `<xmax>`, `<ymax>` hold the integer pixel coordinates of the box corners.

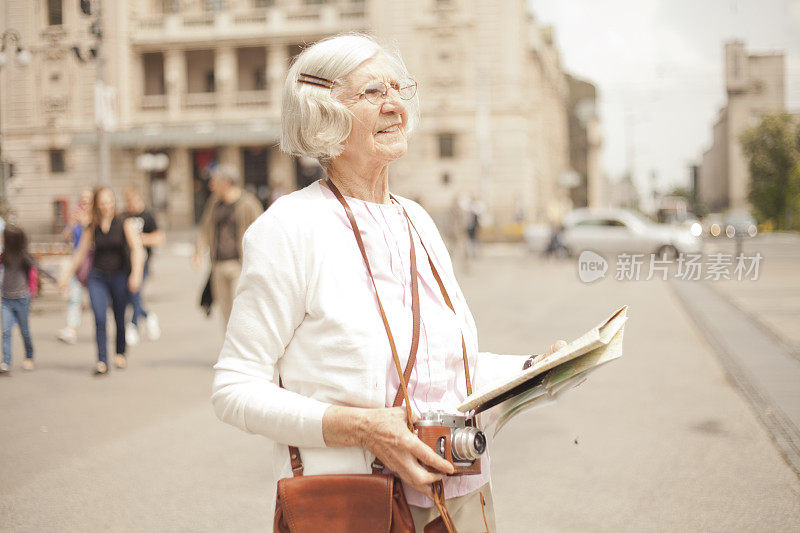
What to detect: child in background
<box><xmin>0</xmin><ymin>225</ymin><xmax>37</xmax><ymax>373</ymax></box>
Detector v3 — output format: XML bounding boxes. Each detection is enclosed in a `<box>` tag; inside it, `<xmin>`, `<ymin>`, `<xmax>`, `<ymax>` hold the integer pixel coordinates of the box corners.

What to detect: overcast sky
<box><xmin>529</xmin><ymin>0</ymin><xmax>800</xmax><ymax>206</ymax></box>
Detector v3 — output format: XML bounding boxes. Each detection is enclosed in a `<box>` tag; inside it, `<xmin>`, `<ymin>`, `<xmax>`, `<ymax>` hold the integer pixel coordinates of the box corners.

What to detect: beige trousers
<box><xmin>409</xmin><ymin>484</ymin><xmax>496</xmax><ymax>533</ymax></box>
<box><xmin>211</xmin><ymin>259</ymin><xmax>242</xmax><ymax>329</ymax></box>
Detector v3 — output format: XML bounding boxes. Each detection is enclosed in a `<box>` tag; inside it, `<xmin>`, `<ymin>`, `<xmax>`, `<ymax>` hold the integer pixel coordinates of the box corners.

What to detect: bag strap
<box><xmin>285</xmin><ymin>179</ymin><xmax>422</xmax><ymax>478</ymax></box>
<box><xmin>392</xmin><ymin>210</ymin><xmax>473</xmax><ymax>402</ymax></box>
<box><xmin>325</xmin><ymin>178</ymin><xmax>419</xmax><ymax>423</ymax></box>
<box><xmin>431</xmin><ymin>480</ymin><xmax>458</xmax><ymax>533</ymax></box>
<box><xmin>327</xmin><ymin>181</ymin><xmax>458</xmax><ymax>533</ymax></box>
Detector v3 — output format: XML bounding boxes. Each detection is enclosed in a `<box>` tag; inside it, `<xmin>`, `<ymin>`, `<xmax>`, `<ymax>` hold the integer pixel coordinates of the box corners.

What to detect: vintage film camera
<box><xmin>415</xmin><ymin>411</ymin><xmax>486</xmax><ymax>475</ymax></box>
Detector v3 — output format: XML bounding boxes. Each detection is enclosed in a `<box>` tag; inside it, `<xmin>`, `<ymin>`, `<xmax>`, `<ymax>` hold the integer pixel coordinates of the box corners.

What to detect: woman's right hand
<box><xmin>323</xmin><ymin>406</ymin><xmax>455</xmax><ymax>497</ymax></box>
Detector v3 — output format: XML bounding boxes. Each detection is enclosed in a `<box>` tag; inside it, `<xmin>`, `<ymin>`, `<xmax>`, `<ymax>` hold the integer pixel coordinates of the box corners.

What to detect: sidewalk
<box><xmin>668</xmin><ymin>233</ymin><xmax>800</xmax><ymax>475</ymax></box>
<box><xmin>703</xmin><ymin>232</ymin><xmax>800</xmax><ymax>355</ymax></box>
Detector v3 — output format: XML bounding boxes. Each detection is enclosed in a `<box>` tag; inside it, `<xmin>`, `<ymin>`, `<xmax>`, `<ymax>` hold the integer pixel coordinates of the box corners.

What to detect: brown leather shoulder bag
<box><xmin>274</xmin><ymin>470</ymin><xmax>414</xmax><ymax>532</ymax></box>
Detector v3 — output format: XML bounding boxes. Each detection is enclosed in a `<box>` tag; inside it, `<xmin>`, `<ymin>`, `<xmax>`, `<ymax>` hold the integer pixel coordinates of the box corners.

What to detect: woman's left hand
<box><xmin>128</xmin><ymin>274</ymin><xmax>142</xmax><ymax>294</ymax></box>
<box><xmin>532</xmin><ymin>339</ymin><xmax>568</xmax><ymax>365</ymax></box>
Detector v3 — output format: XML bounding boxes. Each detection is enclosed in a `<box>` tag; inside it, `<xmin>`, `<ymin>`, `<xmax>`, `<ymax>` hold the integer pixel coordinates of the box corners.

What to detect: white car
<box><xmin>557</xmin><ymin>208</ymin><xmax>703</xmax><ymax>259</ymax></box>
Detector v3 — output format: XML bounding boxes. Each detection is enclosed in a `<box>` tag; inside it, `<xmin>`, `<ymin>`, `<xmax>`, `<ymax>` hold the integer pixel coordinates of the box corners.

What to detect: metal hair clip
<box><xmin>297</xmin><ymin>73</ymin><xmax>334</xmax><ymax>89</ymax></box>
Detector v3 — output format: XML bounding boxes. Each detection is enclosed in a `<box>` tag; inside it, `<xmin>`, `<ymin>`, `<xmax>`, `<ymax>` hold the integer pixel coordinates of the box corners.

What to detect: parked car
<box><xmin>523</xmin><ymin>223</ymin><xmax>551</xmax><ymax>253</ymax></box>
<box><xmin>723</xmin><ymin>210</ymin><xmax>758</xmax><ymax>238</ymax></box>
<box><xmin>702</xmin><ymin>211</ymin><xmax>757</xmax><ymax>238</ymax></box>
<box><xmin>553</xmin><ymin>208</ymin><xmax>702</xmax><ymax>258</ymax></box>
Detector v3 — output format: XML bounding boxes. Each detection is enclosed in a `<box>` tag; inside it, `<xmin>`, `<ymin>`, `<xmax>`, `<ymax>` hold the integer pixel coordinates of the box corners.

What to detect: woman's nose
<box><xmin>380</xmin><ymin>91</ymin><xmax>406</xmax><ymax>115</ymax></box>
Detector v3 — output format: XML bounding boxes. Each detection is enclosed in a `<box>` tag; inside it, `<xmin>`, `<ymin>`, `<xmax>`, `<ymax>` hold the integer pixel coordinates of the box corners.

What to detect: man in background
<box><xmin>124</xmin><ymin>185</ymin><xmax>165</xmax><ymax>345</ymax></box>
<box><xmin>193</xmin><ymin>165</ymin><xmax>262</xmax><ymax>329</ymax></box>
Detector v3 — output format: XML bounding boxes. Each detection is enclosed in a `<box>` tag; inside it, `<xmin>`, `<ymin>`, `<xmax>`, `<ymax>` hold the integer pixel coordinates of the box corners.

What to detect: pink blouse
<box><xmin>321</xmin><ymin>187</ymin><xmax>490</xmax><ymax>508</ymax></box>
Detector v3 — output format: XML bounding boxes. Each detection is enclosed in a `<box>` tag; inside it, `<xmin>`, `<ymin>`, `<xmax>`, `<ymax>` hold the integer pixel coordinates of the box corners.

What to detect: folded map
<box><xmin>458</xmin><ymin>305</ymin><xmax>628</xmax><ymax>435</ymax></box>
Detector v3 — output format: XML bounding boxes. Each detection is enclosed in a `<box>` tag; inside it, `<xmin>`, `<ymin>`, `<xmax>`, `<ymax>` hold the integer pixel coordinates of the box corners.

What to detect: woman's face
<box><xmin>337</xmin><ymin>55</ymin><xmax>409</xmax><ymax>167</ymax></box>
<box><xmin>96</xmin><ymin>189</ymin><xmax>116</xmax><ymax>218</ymax></box>
<box><xmin>79</xmin><ymin>190</ymin><xmax>93</xmax><ymax>209</ymax></box>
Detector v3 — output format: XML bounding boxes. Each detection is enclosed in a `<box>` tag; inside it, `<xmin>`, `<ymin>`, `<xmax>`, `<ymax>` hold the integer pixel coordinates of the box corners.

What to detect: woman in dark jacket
<box><xmin>59</xmin><ymin>186</ymin><xmax>145</xmax><ymax>375</ymax></box>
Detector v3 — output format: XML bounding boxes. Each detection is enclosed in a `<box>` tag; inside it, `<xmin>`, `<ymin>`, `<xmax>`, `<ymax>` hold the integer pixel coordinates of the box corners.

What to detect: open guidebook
<box><xmin>458</xmin><ymin>305</ymin><xmax>628</xmax><ymax>437</ymax></box>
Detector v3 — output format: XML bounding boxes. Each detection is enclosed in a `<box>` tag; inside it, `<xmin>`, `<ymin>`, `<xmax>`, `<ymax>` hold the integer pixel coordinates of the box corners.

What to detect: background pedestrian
<box><xmin>193</xmin><ymin>165</ymin><xmax>262</xmax><ymax>329</ymax></box>
<box><xmin>58</xmin><ymin>187</ymin><xmax>145</xmax><ymax>375</ymax></box>
<box><xmin>1</xmin><ymin>225</ymin><xmax>39</xmax><ymax>373</ymax></box>
<box><xmin>123</xmin><ymin>185</ymin><xmax>165</xmax><ymax>345</ymax></box>
<box><xmin>56</xmin><ymin>189</ymin><xmax>92</xmax><ymax>345</ymax></box>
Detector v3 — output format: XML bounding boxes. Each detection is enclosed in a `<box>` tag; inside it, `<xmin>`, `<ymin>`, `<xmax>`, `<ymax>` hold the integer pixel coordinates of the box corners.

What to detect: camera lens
<box><xmin>451</xmin><ymin>427</ymin><xmax>486</xmax><ymax>461</ymax></box>
<box><xmin>473</xmin><ymin>431</ymin><xmax>486</xmax><ymax>455</ymax></box>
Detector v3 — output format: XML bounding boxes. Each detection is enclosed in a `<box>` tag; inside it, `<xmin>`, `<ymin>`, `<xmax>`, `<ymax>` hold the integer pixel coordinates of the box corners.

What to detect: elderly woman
<box><xmin>212</xmin><ymin>34</ymin><xmax>564</xmax><ymax>531</ymax></box>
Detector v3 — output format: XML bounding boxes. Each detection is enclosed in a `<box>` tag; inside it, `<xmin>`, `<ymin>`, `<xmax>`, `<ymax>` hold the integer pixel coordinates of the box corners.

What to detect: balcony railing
<box><xmin>184</xmin><ymin>92</ymin><xmax>217</xmax><ymax>108</ymax></box>
<box><xmin>286</xmin><ymin>7</ymin><xmax>321</xmax><ymax>22</ymax></box>
<box><xmin>233</xmin><ymin>11</ymin><xmax>268</xmax><ymax>25</ymax></box>
<box><xmin>236</xmin><ymin>90</ymin><xmax>270</xmax><ymax>105</ymax></box>
<box><xmin>141</xmin><ymin>94</ymin><xmax>167</xmax><ymax>110</ymax></box>
<box><xmin>183</xmin><ymin>13</ymin><xmax>214</xmax><ymax>28</ymax></box>
<box><xmin>132</xmin><ymin>5</ymin><xmax>367</xmax><ymax>41</ymax></box>
<box><xmin>340</xmin><ymin>4</ymin><xmax>367</xmax><ymax>20</ymax></box>
<box><xmin>137</xmin><ymin>15</ymin><xmax>165</xmax><ymax>31</ymax></box>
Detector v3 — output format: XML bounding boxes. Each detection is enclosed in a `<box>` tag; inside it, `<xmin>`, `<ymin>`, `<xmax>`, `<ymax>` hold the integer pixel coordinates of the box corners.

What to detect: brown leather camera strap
<box><xmin>325</xmin><ymin>178</ymin><xmax>419</xmax><ymax>424</ymax></box>
<box><xmin>396</xmin><ymin>214</ymin><xmax>473</xmax><ymax>399</ymax></box>
<box><xmin>287</xmin><ymin>179</ymin><xmax>463</xmax><ymax>533</ymax></box>
<box><xmin>326</xmin><ymin>180</ymin><xmax>461</xmax><ymax>533</ymax></box>
<box><xmin>286</xmin><ymin>179</ymin><xmax>421</xmax><ymax>479</ymax></box>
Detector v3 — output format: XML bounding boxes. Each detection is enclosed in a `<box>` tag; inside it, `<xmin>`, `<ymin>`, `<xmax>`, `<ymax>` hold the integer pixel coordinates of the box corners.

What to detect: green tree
<box><xmin>740</xmin><ymin>113</ymin><xmax>800</xmax><ymax>231</ymax></box>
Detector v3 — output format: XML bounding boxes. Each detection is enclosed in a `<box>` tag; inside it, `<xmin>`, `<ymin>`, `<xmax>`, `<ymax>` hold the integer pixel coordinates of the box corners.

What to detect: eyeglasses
<box><xmin>357</xmin><ymin>79</ymin><xmax>417</xmax><ymax>105</ymax></box>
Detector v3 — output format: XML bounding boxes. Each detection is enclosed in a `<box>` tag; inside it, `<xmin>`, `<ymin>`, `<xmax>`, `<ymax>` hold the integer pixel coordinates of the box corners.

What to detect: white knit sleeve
<box><xmin>211</xmin><ymin>213</ymin><xmax>330</xmax><ymax>448</ymax></box>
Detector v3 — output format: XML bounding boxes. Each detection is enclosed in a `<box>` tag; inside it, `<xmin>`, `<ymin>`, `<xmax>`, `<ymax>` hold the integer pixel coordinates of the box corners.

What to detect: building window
<box><xmin>205</xmin><ymin>70</ymin><xmax>215</xmax><ymax>92</ymax></box>
<box><xmin>47</xmin><ymin>0</ymin><xmax>63</xmax><ymax>26</ymax></box>
<box><xmin>162</xmin><ymin>0</ymin><xmax>180</xmax><ymax>14</ymax></box>
<box><xmin>236</xmin><ymin>47</ymin><xmax>267</xmax><ymax>91</ymax></box>
<box><xmin>438</xmin><ymin>133</ymin><xmax>455</xmax><ymax>159</ymax></box>
<box><xmin>255</xmin><ymin>68</ymin><xmax>266</xmax><ymax>90</ymax></box>
<box><xmin>143</xmin><ymin>52</ymin><xmax>166</xmax><ymax>95</ymax></box>
<box><xmin>50</xmin><ymin>149</ymin><xmax>66</xmax><ymax>173</ymax></box>
<box><xmin>186</xmin><ymin>50</ymin><xmax>215</xmax><ymax>93</ymax></box>
<box><xmin>254</xmin><ymin>0</ymin><xmax>275</xmax><ymax>6</ymax></box>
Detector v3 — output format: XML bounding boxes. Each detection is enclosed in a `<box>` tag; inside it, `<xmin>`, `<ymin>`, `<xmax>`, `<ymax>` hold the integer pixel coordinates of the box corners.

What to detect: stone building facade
<box><xmin>566</xmin><ymin>74</ymin><xmax>602</xmax><ymax>209</ymax></box>
<box><xmin>1</xmin><ymin>0</ymin><xmax>579</xmax><ymax>234</ymax></box>
<box><xmin>699</xmin><ymin>41</ymin><xmax>785</xmax><ymax>213</ymax></box>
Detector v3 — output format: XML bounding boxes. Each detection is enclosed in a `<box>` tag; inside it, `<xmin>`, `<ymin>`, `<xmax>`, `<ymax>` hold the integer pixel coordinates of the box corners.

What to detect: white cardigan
<box><xmin>211</xmin><ymin>181</ymin><xmax>524</xmax><ymax>512</ymax></box>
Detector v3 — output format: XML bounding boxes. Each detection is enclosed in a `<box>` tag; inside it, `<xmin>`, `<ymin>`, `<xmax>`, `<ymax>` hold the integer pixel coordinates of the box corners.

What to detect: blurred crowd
<box><xmin>0</xmin><ymin>163</ymin><xmax>267</xmax><ymax>376</ymax></box>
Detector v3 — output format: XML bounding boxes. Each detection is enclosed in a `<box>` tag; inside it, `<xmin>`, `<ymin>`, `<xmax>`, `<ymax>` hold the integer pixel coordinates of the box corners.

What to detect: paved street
<box><xmin>1</xmin><ymin>235</ymin><xmax>800</xmax><ymax>531</ymax></box>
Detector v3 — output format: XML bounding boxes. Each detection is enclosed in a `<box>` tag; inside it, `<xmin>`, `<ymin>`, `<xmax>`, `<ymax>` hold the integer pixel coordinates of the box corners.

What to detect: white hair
<box><xmin>280</xmin><ymin>33</ymin><xmax>420</xmax><ymax>166</ymax></box>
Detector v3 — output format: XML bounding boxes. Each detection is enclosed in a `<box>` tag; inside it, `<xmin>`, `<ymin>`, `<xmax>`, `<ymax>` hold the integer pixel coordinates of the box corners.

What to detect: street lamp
<box><xmin>0</xmin><ymin>29</ymin><xmax>31</xmax><ymax>217</ymax></box>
